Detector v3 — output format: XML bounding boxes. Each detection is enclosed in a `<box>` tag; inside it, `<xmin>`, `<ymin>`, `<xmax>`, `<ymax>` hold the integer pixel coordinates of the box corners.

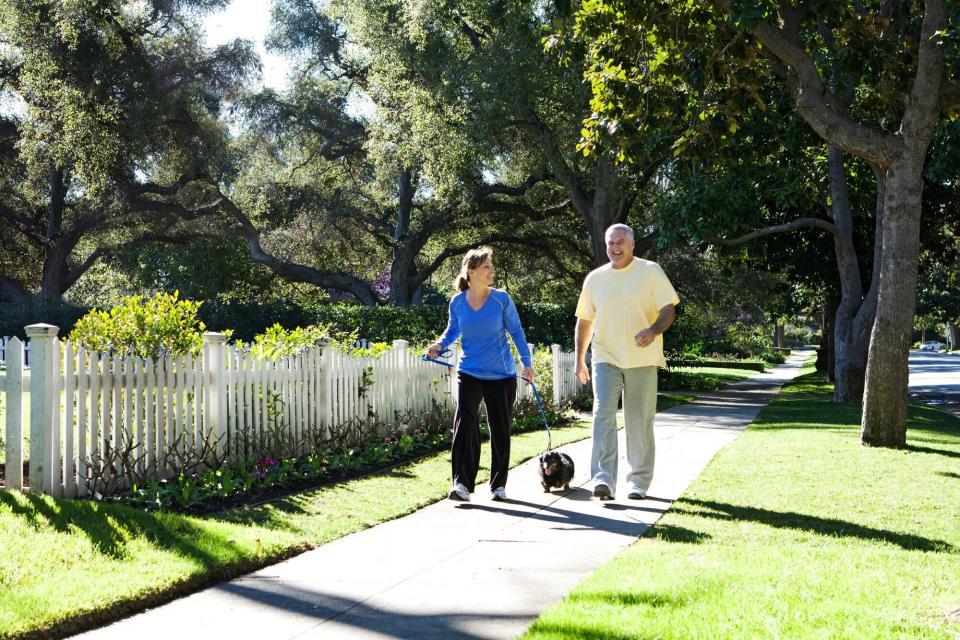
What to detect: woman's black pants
<box><xmin>451</xmin><ymin>373</ymin><xmax>517</xmax><ymax>492</ymax></box>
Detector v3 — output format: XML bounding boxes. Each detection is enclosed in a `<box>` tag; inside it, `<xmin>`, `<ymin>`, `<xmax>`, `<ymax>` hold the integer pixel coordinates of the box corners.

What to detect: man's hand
<box><xmin>634</xmin><ymin>328</ymin><xmax>657</xmax><ymax>348</ymax></box>
<box><xmin>575</xmin><ymin>361</ymin><xmax>591</xmax><ymax>384</ymax></box>
<box><xmin>635</xmin><ymin>304</ymin><xmax>676</xmax><ymax>348</ymax></box>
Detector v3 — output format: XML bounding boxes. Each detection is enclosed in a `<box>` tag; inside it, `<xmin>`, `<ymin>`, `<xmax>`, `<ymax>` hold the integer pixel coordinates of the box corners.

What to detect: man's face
<box><xmin>606</xmin><ymin>229</ymin><xmax>635</xmax><ymax>269</ymax></box>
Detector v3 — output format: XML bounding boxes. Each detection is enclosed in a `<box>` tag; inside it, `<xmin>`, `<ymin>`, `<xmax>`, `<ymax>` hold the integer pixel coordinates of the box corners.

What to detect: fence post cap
<box><xmin>24</xmin><ymin>323</ymin><xmax>59</xmax><ymax>338</ymax></box>
<box><xmin>316</xmin><ymin>336</ymin><xmax>331</xmax><ymax>347</ymax></box>
<box><xmin>392</xmin><ymin>339</ymin><xmax>409</xmax><ymax>348</ymax></box>
<box><xmin>202</xmin><ymin>332</ymin><xmax>228</xmax><ymax>344</ymax></box>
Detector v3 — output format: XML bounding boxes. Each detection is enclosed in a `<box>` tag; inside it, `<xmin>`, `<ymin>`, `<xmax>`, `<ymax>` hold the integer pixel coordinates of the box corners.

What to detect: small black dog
<box><xmin>539</xmin><ymin>450</ymin><xmax>575</xmax><ymax>492</ymax></box>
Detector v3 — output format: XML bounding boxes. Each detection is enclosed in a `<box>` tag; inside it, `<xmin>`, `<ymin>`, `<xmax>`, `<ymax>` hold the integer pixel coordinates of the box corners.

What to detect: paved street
<box><xmin>908</xmin><ymin>350</ymin><xmax>960</xmax><ymax>418</ymax></box>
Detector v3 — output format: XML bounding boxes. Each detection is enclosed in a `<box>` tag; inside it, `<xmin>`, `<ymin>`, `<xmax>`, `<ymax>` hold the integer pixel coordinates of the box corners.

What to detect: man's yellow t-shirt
<box><xmin>575</xmin><ymin>257</ymin><xmax>680</xmax><ymax>368</ymax></box>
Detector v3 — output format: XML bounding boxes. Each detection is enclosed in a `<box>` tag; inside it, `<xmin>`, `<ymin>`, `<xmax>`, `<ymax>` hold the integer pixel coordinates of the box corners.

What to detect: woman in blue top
<box><xmin>427</xmin><ymin>246</ymin><xmax>534</xmax><ymax>502</ymax></box>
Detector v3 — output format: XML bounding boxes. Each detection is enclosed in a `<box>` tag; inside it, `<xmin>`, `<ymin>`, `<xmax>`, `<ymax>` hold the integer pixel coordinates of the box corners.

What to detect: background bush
<box><xmin>198</xmin><ymin>300</ymin><xmax>577</xmax><ymax>348</ymax></box>
<box><xmin>69</xmin><ymin>292</ymin><xmax>207</xmax><ymax>359</ymax></box>
<box><xmin>0</xmin><ymin>300</ymin><xmax>88</xmax><ymax>339</ymax></box>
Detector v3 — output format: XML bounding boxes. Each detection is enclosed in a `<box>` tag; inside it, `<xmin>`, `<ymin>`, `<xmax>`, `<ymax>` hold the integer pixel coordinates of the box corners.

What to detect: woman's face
<box><xmin>469</xmin><ymin>257</ymin><xmax>495</xmax><ymax>287</ymax></box>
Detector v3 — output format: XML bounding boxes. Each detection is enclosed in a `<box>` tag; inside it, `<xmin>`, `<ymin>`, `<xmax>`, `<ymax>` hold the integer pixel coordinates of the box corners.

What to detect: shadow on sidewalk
<box><xmin>218</xmin><ymin>580</ymin><xmax>525</xmax><ymax>639</ymax></box>
<box><xmin>453</xmin><ymin>496</ymin><xmax>672</xmax><ymax>535</ymax></box>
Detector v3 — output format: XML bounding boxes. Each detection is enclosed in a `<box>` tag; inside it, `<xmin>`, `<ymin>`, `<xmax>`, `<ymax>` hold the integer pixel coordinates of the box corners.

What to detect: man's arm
<box><xmin>574</xmin><ymin>317</ymin><xmax>594</xmax><ymax>383</ymax></box>
<box><xmin>634</xmin><ymin>304</ymin><xmax>676</xmax><ymax>348</ymax></box>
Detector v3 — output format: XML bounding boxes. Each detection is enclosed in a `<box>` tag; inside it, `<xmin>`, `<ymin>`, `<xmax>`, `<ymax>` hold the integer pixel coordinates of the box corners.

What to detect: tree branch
<box><xmin>746</xmin><ymin>11</ymin><xmax>899</xmax><ymax>163</ymax></box>
<box><xmin>705</xmin><ymin>217</ymin><xmax>838</xmax><ymax>245</ymax></box>
<box><xmin>218</xmin><ymin>193</ymin><xmax>378</xmax><ymax>305</ymax></box>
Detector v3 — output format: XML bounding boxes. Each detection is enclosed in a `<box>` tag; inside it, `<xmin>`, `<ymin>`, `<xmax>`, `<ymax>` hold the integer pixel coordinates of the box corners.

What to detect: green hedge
<box><xmin>666</xmin><ymin>359</ymin><xmax>767</xmax><ymax>372</ymax></box>
<box><xmin>0</xmin><ymin>301</ymin><xmax>88</xmax><ymax>339</ymax></box>
<box><xmin>1</xmin><ymin>298</ymin><xmax>578</xmax><ymax>350</ymax></box>
<box><xmin>200</xmin><ymin>300</ymin><xmax>577</xmax><ymax>348</ymax></box>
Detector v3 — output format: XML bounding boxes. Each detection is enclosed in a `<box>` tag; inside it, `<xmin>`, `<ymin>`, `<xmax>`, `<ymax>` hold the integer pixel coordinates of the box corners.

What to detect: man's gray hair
<box><xmin>605</xmin><ymin>223</ymin><xmax>635</xmax><ymax>241</ymax></box>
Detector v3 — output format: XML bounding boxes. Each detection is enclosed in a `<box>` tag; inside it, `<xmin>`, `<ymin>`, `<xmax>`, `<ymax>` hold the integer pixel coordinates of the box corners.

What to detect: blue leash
<box><xmin>422</xmin><ymin>348</ymin><xmax>553</xmax><ymax>450</ymax></box>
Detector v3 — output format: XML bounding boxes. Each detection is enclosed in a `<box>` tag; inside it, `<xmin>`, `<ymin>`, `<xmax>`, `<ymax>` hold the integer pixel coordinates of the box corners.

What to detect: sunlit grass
<box><xmin>0</xmin><ymin>414</ymin><xmax>592</xmax><ymax>638</ymax></box>
<box><xmin>523</xmin><ymin>368</ymin><xmax>960</xmax><ymax>640</ymax></box>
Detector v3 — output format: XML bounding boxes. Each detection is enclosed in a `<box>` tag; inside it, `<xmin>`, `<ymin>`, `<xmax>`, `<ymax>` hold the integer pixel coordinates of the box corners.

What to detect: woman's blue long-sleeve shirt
<box><xmin>438</xmin><ymin>289</ymin><xmax>533</xmax><ymax>380</ymax></box>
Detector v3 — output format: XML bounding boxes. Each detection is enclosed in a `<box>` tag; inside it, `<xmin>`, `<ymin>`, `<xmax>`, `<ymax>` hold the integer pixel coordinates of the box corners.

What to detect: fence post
<box><xmin>203</xmin><ymin>333</ymin><xmax>227</xmax><ymax>459</ymax></box>
<box><xmin>25</xmin><ymin>324</ymin><xmax>59</xmax><ymax>494</ymax></box>
<box><xmin>316</xmin><ymin>338</ymin><xmax>330</xmax><ymax>435</ymax></box>
<box><xmin>392</xmin><ymin>340</ymin><xmax>409</xmax><ymax>417</ymax></box>
<box><xmin>4</xmin><ymin>337</ymin><xmax>24</xmax><ymax>491</ymax></box>
<box><xmin>551</xmin><ymin>344</ymin><xmax>561</xmax><ymax>406</ymax></box>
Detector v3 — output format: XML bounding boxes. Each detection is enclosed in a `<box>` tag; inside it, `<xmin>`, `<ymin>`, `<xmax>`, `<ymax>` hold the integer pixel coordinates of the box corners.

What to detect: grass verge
<box><xmin>0</xmin><ymin>412</ymin><xmax>589</xmax><ymax>639</ymax></box>
<box><xmin>523</xmin><ymin>363</ymin><xmax>960</xmax><ymax>639</ymax></box>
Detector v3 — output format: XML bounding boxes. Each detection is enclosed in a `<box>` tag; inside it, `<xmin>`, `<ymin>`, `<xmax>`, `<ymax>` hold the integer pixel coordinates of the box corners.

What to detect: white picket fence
<box><xmin>0</xmin><ymin>336</ymin><xmax>30</xmax><ymax>366</ymax></box>
<box><xmin>0</xmin><ymin>324</ymin><xmax>581</xmax><ymax>498</ymax></box>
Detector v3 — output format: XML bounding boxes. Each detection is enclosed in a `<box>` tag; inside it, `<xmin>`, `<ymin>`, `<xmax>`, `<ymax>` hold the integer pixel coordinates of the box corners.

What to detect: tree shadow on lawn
<box><xmin>676</xmin><ymin>499</ymin><xmax>956</xmax><ymax>553</ymax></box>
<box><xmin>565</xmin><ymin>588</ymin><xmax>693</xmax><ymax>609</ymax></box>
<box><xmin>526</xmin><ymin>623</ymin><xmax>673</xmax><ymax>640</ymax></box>
<box><xmin>938</xmin><ymin>471</ymin><xmax>960</xmax><ymax>480</ymax></box>
<box><xmin>645</xmin><ymin>523</ymin><xmax>712</xmax><ymax>544</ymax></box>
<box><xmin>904</xmin><ymin>444</ymin><xmax>960</xmax><ymax>459</ymax></box>
<box><xmin>0</xmin><ymin>491</ymin><xmax>253</xmax><ymax>568</ymax></box>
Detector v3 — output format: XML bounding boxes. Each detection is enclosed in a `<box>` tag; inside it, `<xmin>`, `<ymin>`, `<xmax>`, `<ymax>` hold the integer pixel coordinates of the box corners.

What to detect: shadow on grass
<box><xmin>677</xmin><ymin>499</ymin><xmax>955</xmax><ymax>553</ymax></box>
<box><xmin>647</xmin><ymin>523</ymin><xmax>712</xmax><ymax>544</ymax></box>
<box><xmin>0</xmin><ymin>491</ymin><xmax>239</xmax><ymax>566</ymax></box>
<box><xmin>938</xmin><ymin>471</ymin><xmax>960</xmax><ymax>480</ymax></box>
<box><xmin>525</xmin><ymin>624</ymin><xmax>662</xmax><ymax>640</ymax></box>
<box><xmin>905</xmin><ymin>444</ymin><xmax>960</xmax><ymax>459</ymax></box>
<box><xmin>566</xmin><ymin>589</ymin><xmax>687</xmax><ymax>609</ymax></box>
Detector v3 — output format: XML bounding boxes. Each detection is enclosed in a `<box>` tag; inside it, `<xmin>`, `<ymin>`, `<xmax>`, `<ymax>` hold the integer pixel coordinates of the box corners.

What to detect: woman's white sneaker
<box><xmin>448</xmin><ymin>482</ymin><xmax>470</xmax><ymax>501</ymax></box>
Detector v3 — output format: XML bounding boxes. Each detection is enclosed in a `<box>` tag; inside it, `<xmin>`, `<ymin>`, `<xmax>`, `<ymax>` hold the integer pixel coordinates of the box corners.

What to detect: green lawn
<box><xmin>0</xmin><ymin>409</ymin><xmax>593</xmax><ymax>638</ymax></box>
<box><xmin>523</xmin><ymin>364</ymin><xmax>960</xmax><ymax>639</ymax></box>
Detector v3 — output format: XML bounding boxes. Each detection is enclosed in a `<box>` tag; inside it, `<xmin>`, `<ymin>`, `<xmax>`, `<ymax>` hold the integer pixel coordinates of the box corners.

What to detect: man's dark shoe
<box><xmin>593</xmin><ymin>483</ymin><xmax>613</xmax><ymax>500</ymax></box>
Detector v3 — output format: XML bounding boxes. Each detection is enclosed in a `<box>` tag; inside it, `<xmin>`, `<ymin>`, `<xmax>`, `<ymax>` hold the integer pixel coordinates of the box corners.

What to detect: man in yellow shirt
<box><xmin>574</xmin><ymin>224</ymin><xmax>679</xmax><ymax>500</ymax></box>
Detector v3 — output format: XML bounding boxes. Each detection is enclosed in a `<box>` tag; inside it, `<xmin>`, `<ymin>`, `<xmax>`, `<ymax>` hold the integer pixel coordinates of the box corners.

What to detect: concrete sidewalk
<box><xmin>72</xmin><ymin>352</ymin><xmax>809</xmax><ymax>640</ymax></box>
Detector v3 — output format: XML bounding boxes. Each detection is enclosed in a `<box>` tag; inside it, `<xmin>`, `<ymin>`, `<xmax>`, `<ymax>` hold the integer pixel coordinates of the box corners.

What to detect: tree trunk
<box><xmin>388</xmin><ymin>169</ymin><xmax>418</xmax><ymax>306</ymax></box>
<box><xmin>819</xmin><ymin>293</ymin><xmax>838</xmax><ymax>381</ymax></box>
<box><xmin>949</xmin><ymin>324</ymin><xmax>958</xmax><ymax>351</ymax></box>
<box><xmin>39</xmin><ymin>167</ymin><xmax>68</xmax><ymax>301</ymax></box>
<box><xmin>388</xmin><ymin>252</ymin><xmax>417</xmax><ymax>306</ymax></box>
<box><xmin>825</xmin><ymin>147</ymin><xmax>876</xmax><ymax>402</ymax></box>
<box><xmin>587</xmin><ymin>159</ymin><xmax>630</xmax><ymax>265</ymax></box>
<box><xmin>833</xmin><ymin>314</ymin><xmax>869</xmax><ymax>402</ymax></box>
<box><xmin>860</xmin><ymin>160</ymin><xmax>925</xmax><ymax>447</ymax></box>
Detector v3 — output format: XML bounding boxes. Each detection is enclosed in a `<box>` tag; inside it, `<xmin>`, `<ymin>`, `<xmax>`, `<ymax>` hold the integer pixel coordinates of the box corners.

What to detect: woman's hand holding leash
<box><xmin>521</xmin><ymin>366</ymin><xmax>535</xmax><ymax>383</ymax></box>
<box><xmin>425</xmin><ymin>342</ymin><xmax>443</xmax><ymax>359</ymax></box>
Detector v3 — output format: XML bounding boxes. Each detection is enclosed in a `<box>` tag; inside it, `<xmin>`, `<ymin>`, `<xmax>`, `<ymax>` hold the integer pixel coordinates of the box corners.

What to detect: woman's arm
<box><xmin>428</xmin><ymin>296</ymin><xmax>461</xmax><ymax>357</ymax></box>
<box><xmin>503</xmin><ymin>294</ymin><xmax>534</xmax><ymax>380</ymax></box>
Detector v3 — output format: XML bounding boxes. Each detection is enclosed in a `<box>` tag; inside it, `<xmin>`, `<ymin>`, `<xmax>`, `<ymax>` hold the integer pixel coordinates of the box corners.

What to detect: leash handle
<box><xmin>421</xmin><ymin>347</ymin><xmax>454</xmax><ymax>369</ymax></box>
